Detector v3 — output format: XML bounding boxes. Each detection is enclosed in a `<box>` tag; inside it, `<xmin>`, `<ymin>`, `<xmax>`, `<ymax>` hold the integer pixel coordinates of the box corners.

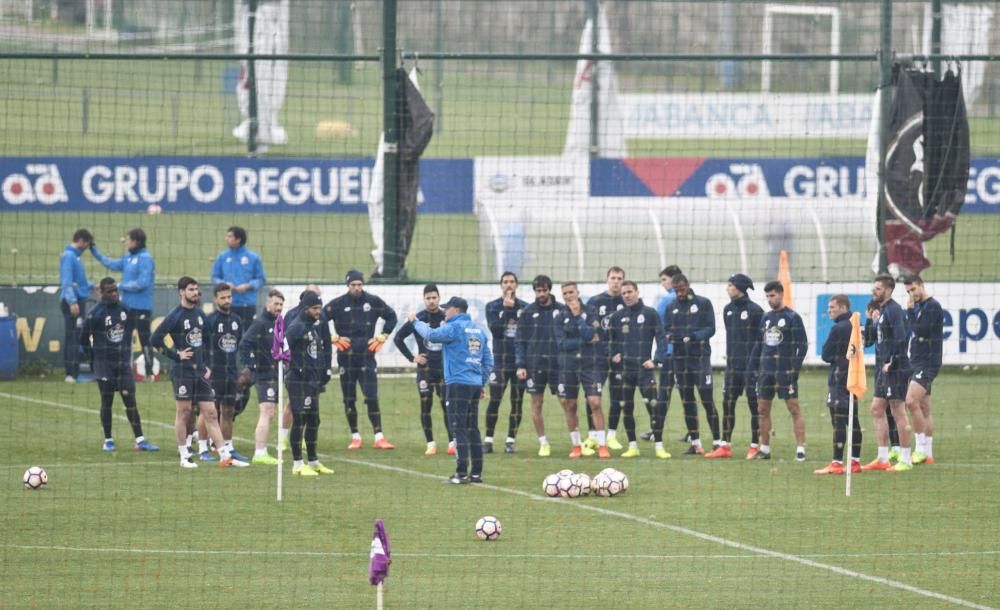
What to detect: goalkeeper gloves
<box><xmin>332</xmin><ymin>335</ymin><xmax>352</xmax><ymax>352</ymax></box>
<box><xmin>368</xmin><ymin>334</ymin><xmax>389</xmax><ymax>352</ymax></box>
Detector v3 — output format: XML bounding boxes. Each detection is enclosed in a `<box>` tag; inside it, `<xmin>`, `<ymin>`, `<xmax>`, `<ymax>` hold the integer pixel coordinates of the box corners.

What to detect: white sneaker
<box><xmin>268</xmin><ymin>124</ymin><xmax>288</xmax><ymax>145</ymax></box>
<box><xmin>180</xmin><ymin>458</ymin><xmax>198</xmax><ymax>469</ymax></box>
<box><xmin>232</xmin><ymin>120</ymin><xmax>250</xmax><ymax>142</ymax></box>
<box><xmin>65</xmin><ymin>375</ymin><xmax>76</xmax><ymax>384</ymax></box>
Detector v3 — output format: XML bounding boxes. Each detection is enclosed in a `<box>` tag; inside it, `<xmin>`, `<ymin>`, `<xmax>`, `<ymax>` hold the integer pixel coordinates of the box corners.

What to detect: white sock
<box><xmin>352</xmin><ymin>432</ymin><xmax>362</xmax><ymax>440</ymax></box>
<box><xmin>505</xmin><ymin>436</ymin><xmax>516</xmax><ymax>444</ymax></box>
<box><xmin>891</xmin><ymin>445</ymin><xmax>901</xmax><ymax>454</ymax></box>
<box><xmin>135</xmin><ymin>436</ymin><xmax>144</xmax><ymax>444</ymax></box>
<box><xmin>796</xmin><ymin>445</ymin><xmax>805</xmax><ymax>455</ymax></box>
<box><xmin>655</xmin><ymin>442</ymin><xmax>664</xmax><ymax>450</ymax></box>
<box><xmin>925</xmin><ymin>437</ymin><xmax>933</xmax><ymax>457</ymax></box>
<box><xmin>427</xmin><ymin>441</ymin><xmax>436</xmax><ymax>449</ymax></box>
<box><xmin>570</xmin><ymin>431</ymin><xmax>582</xmax><ymax>446</ymax></box>
<box><xmin>198</xmin><ymin>440</ymin><xmax>209</xmax><ymax>453</ymax></box>
<box><xmin>629</xmin><ymin>441</ymin><xmax>638</xmax><ymax>449</ymax></box>
<box><xmin>185</xmin><ymin>433</ymin><xmax>194</xmax><ymax>447</ymax></box>
<box><xmin>375</xmin><ymin>432</ymin><xmax>385</xmax><ymax>442</ymax></box>
<box><xmin>309</xmin><ymin>460</ymin><xmax>319</xmax><ymax>467</ymax></box>
<box><xmin>594</xmin><ymin>430</ymin><xmax>606</xmax><ymax>445</ymax></box>
<box><xmin>915</xmin><ymin>433</ymin><xmax>926</xmax><ymax>453</ymax></box>
<box><xmin>607</xmin><ymin>430</ymin><xmax>617</xmax><ymax>440</ymax></box>
<box><xmin>279</xmin><ymin>428</ymin><xmax>290</xmax><ymax>442</ymax></box>
<box><xmin>692</xmin><ymin>438</ymin><xmax>703</xmax><ymax>449</ymax></box>
<box><xmin>254</xmin><ymin>448</ymin><xmax>268</xmax><ymax>457</ymax></box>
<box><xmin>293</xmin><ymin>459</ymin><xmax>303</xmax><ymax>469</ymax></box>
<box><xmin>901</xmin><ymin>447</ymin><xmax>912</xmax><ymax>464</ymax></box>
<box><xmin>219</xmin><ymin>446</ymin><xmax>232</xmax><ymax>461</ymax></box>
<box><xmin>750</xmin><ymin>443</ymin><xmax>759</xmax><ymax>448</ymax></box>
<box><xmin>760</xmin><ymin>444</ymin><xmax>770</xmax><ymax>454</ymax></box>
<box><xmin>538</xmin><ymin>435</ymin><xmax>548</xmax><ymax>446</ymax></box>
<box><xmin>224</xmin><ymin>440</ymin><xmax>234</xmax><ymax>451</ymax></box>
<box><xmin>448</xmin><ymin>439</ymin><xmax>456</xmax><ymax>448</ymax></box>
<box><xmin>178</xmin><ymin>445</ymin><xmax>191</xmax><ymax>459</ymax></box>
<box><xmin>713</xmin><ymin>440</ymin><xmax>722</xmax><ymax>448</ymax></box>
<box><xmin>484</xmin><ymin>436</ymin><xmax>494</xmax><ymax>444</ymax></box>
<box><xmin>877</xmin><ymin>446</ymin><xmax>889</xmax><ymax>462</ymax></box>
<box><xmin>588</xmin><ymin>430</ymin><xmax>597</xmax><ymax>441</ymax></box>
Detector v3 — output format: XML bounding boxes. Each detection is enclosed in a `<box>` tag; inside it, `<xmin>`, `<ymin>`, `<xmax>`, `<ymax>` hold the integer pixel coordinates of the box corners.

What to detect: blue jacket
<box><xmin>822</xmin><ymin>312</ymin><xmax>852</xmax><ymax>388</ymax></box>
<box><xmin>210</xmin><ymin>245</ymin><xmax>266</xmax><ymax>308</ymax></box>
<box><xmin>907</xmin><ymin>296</ymin><xmax>943</xmax><ymax>371</ymax></box>
<box><xmin>59</xmin><ymin>245</ymin><xmax>91</xmax><ymax>305</ymax></box>
<box><xmin>751</xmin><ymin>307</ymin><xmax>808</xmax><ymax>374</ymax></box>
<box><xmin>92</xmin><ymin>246</ymin><xmax>155</xmax><ymax>311</ymax></box>
<box><xmin>553</xmin><ymin>302</ymin><xmax>603</xmax><ymax>373</ymax></box>
<box><xmin>865</xmin><ymin>299</ymin><xmax>909</xmax><ymax>371</ymax></box>
<box><xmin>414</xmin><ymin>313</ymin><xmax>493</xmax><ymax>387</ymax></box>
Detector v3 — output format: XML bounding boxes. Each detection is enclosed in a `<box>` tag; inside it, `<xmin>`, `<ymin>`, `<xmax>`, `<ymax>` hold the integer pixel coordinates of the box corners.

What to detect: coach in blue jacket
<box><xmin>92</xmin><ymin>228</ymin><xmax>156</xmax><ymax>377</ymax></box>
<box><xmin>411</xmin><ymin>297</ymin><xmax>494</xmax><ymax>485</ymax></box>
<box><xmin>60</xmin><ymin>228</ymin><xmax>95</xmax><ymax>382</ymax></box>
<box><xmin>211</xmin><ymin>226</ymin><xmax>266</xmax><ymax>325</ymax></box>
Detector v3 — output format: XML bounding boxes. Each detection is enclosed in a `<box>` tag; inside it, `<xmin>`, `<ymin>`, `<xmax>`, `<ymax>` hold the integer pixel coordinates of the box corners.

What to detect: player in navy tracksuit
<box><xmin>323</xmin><ymin>270</ymin><xmax>398</xmax><ymax>450</ymax></box>
<box><xmin>713</xmin><ymin>273</ymin><xmax>762</xmax><ymax>460</ymax></box>
<box><xmin>904</xmin><ymin>275</ymin><xmax>943</xmax><ymax>465</ymax></box>
<box><xmin>515</xmin><ymin>275</ymin><xmax>564</xmax><ymax>457</ymax></box>
<box><xmin>394</xmin><ymin>284</ymin><xmax>453</xmax><ymax>455</ymax></box>
<box><xmin>608</xmin><ymin>281</ymin><xmax>667</xmax><ymax>459</ymax></box>
<box><xmin>205</xmin><ymin>283</ymin><xmax>249</xmax><ymax>462</ymax></box>
<box><xmin>814</xmin><ymin>294</ymin><xmax>863</xmax><ymax>475</ymax></box>
<box><xmin>654</xmin><ymin>265</ymin><xmax>684</xmax><ymax>443</ymax></box>
<box><xmin>81</xmin><ymin>278</ymin><xmax>157</xmax><ymax>453</ymax></box>
<box><xmin>237</xmin><ymin>289</ymin><xmax>285</xmax><ymax>464</ymax></box>
<box><xmin>750</xmin><ymin>280</ymin><xmax>808</xmax><ymax>461</ymax></box>
<box><xmin>284</xmin><ymin>291</ymin><xmax>335</xmax><ymax>476</ymax></box>
<box><xmin>152</xmin><ymin>276</ymin><xmax>245</xmax><ymax>469</ymax></box>
<box><xmin>483</xmin><ymin>272</ymin><xmax>528</xmax><ymax>453</ymax></box>
<box><xmin>411</xmin><ymin>296</ymin><xmax>493</xmax><ymax>484</ymax></box>
<box><xmin>587</xmin><ymin>266</ymin><xmax>632</xmax><ymax>449</ymax></box>
<box><xmin>554</xmin><ymin>282</ymin><xmax>609</xmax><ymax>459</ymax></box>
<box><xmin>91</xmin><ymin>227</ymin><xmax>156</xmax><ymax>377</ymax></box>
<box><xmin>663</xmin><ymin>274</ymin><xmax>720</xmax><ymax>455</ymax></box>
<box><xmin>862</xmin><ymin>274</ymin><xmax>913</xmax><ymax>471</ymax></box>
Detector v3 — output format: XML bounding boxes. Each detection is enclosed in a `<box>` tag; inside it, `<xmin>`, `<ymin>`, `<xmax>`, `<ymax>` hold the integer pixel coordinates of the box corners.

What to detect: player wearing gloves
<box><xmin>323</xmin><ymin>270</ymin><xmax>398</xmax><ymax>450</ymax></box>
<box><xmin>749</xmin><ymin>281</ymin><xmax>808</xmax><ymax>461</ymax></box>
<box><xmin>284</xmin><ymin>292</ymin><xmax>334</xmax><ymax>476</ymax></box>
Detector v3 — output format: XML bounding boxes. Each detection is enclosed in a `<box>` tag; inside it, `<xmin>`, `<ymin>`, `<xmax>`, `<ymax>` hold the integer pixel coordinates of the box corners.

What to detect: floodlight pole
<box><xmin>876</xmin><ymin>0</ymin><xmax>892</xmax><ymax>273</ymax></box>
<box><xmin>588</xmin><ymin>0</ymin><xmax>599</xmax><ymax>158</ymax></box>
<box><xmin>382</xmin><ymin>0</ymin><xmax>402</xmax><ymax>279</ymax></box>
<box><xmin>931</xmin><ymin>0</ymin><xmax>943</xmax><ymax>78</ymax></box>
<box><xmin>246</xmin><ymin>0</ymin><xmax>260</xmax><ymax>156</ymax></box>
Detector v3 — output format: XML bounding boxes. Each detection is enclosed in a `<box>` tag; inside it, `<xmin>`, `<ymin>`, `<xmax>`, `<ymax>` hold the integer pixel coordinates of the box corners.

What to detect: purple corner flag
<box><xmin>368</xmin><ymin>519</ymin><xmax>391</xmax><ymax>586</ymax></box>
<box><xmin>271</xmin><ymin>315</ymin><xmax>290</xmax><ymax>364</ymax></box>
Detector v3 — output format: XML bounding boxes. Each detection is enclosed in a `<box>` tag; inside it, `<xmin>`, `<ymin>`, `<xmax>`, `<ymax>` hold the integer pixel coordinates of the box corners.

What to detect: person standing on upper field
<box><xmin>80</xmin><ymin>277</ymin><xmax>158</xmax><ymax>453</ymax></box>
<box><xmin>904</xmin><ymin>275</ymin><xmax>943</xmax><ymax>466</ymax></box>
<box><xmin>607</xmin><ymin>281</ymin><xmax>667</xmax><ymax>459</ymax></box>
<box><xmin>861</xmin><ymin>273</ymin><xmax>913</xmax><ymax>472</ymax></box>
<box><xmin>587</xmin><ymin>266</ymin><xmax>630</xmax><ymax>449</ymax></box>
<box><xmin>60</xmin><ymin>228</ymin><xmax>95</xmax><ymax>383</ymax></box>
<box><xmin>751</xmin><ymin>281</ymin><xmax>808</xmax><ymax>462</ymax></box>
<box><xmin>814</xmin><ymin>294</ymin><xmax>863</xmax><ymax>475</ymax></box>
<box><xmin>91</xmin><ymin>228</ymin><xmax>156</xmax><ymax>379</ymax></box>
<box><xmin>713</xmin><ymin>273</ymin><xmax>763</xmax><ymax>460</ymax></box>
<box><xmin>211</xmin><ymin>226</ymin><xmax>266</xmax><ymax>326</ymax></box>
<box><xmin>515</xmin><ymin>274</ymin><xmax>564</xmax><ymax>457</ymax></box>
<box><xmin>323</xmin><ymin>270</ymin><xmax>398</xmax><ymax>450</ymax></box>
<box><xmin>664</xmin><ymin>273</ymin><xmax>721</xmax><ymax>456</ymax></box>
<box><xmin>394</xmin><ymin>284</ymin><xmax>454</xmax><ymax>456</ymax></box>
<box><xmin>483</xmin><ymin>272</ymin><xmax>528</xmax><ymax>454</ymax></box>
<box><xmin>409</xmin><ymin>296</ymin><xmax>493</xmax><ymax>485</ymax></box>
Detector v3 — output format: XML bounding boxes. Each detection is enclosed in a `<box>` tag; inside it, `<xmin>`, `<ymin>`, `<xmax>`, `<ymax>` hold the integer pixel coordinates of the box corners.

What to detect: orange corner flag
<box><xmin>778</xmin><ymin>250</ymin><xmax>793</xmax><ymax>309</ymax></box>
<box><xmin>846</xmin><ymin>312</ymin><xmax>867</xmax><ymax>398</ymax></box>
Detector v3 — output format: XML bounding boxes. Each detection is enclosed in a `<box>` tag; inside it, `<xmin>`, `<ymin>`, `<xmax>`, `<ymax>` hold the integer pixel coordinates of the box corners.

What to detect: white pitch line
<box><xmin>2</xmin><ymin>461</ymin><xmax>177</xmax><ymax>470</ymax></box>
<box><xmin>2</xmin><ymin>391</ymin><xmax>996</xmax><ymax>610</ymax></box>
<box><xmin>3</xmin><ymin>543</ymin><xmax>999</xmax><ymax>562</ymax></box>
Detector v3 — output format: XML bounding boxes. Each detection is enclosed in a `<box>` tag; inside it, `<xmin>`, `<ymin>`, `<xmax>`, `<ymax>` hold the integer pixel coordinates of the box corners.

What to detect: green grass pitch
<box><xmin>2</xmin><ymin>368</ymin><xmax>998</xmax><ymax>608</ymax></box>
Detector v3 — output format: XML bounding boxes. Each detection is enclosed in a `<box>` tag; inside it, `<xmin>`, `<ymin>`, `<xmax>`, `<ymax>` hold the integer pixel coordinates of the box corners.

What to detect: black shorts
<box><xmin>557</xmin><ymin>366</ymin><xmax>603</xmax><ymax>399</ymax></box>
<box><xmin>757</xmin><ymin>370</ymin><xmax>799</xmax><ymax>400</ymax></box>
<box><xmin>724</xmin><ymin>368</ymin><xmax>757</xmax><ymax>400</ymax></box>
<box><xmin>94</xmin><ymin>362</ymin><xmax>136</xmax><ymax>394</ymax></box>
<box><xmin>909</xmin><ymin>366</ymin><xmax>938</xmax><ymax>395</ymax></box>
<box><xmin>874</xmin><ymin>368</ymin><xmax>909</xmax><ymax>401</ymax></box>
<box><xmin>417</xmin><ymin>366</ymin><xmax>445</xmax><ymax>396</ymax></box>
<box><xmin>525</xmin><ymin>366</ymin><xmax>559</xmax><ymax>395</ymax></box>
<box><xmin>256</xmin><ymin>378</ymin><xmax>280</xmax><ymax>404</ymax></box>
<box><xmin>617</xmin><ymin>368</ymin><xmax>657</xmax><ymax>396</ymax></box>
<box><xmin>674</xmin><ymin>357</ymin><xmax>713</xmax><ymax>391</ymax></box>
<box><xmin>827</xmin><ymin>384</ymin><xmax>853</xmax><ymax>412</ymax></box>
<box><xmin>488</xmin><ymin>365</ymin><xmax>522</xmax><ymax>391</ymax></box>
<box><xmin>172</xmin><ymin>367</ymin><xmax>215</xmax><ymax>403</ymax></box>
<box><xmin>286</xmin><ymin>379</ymin><xmax>320</xmax><ymax>414</ymax></box>
<box><xmin>212</xmin><ymin>376</ymin><xmax>240</xmax><ymax>405</ymax></box>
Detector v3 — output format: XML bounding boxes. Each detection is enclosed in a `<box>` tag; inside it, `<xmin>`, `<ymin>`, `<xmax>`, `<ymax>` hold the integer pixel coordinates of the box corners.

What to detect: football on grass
<box><xmin>23</xmin><ymin>466</ymin><xmax>47</xmax><ymax>490</ymax></box>
<box><xmin>475</xmin><ymin>515</ymin><xmax>502</xmax><ymax>541</ymax></box>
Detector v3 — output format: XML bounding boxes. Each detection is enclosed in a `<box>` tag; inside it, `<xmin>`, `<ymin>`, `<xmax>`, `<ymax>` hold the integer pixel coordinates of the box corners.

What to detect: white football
<box><xmin>557</xmin><ymin>468</ymin><xmax>575</xmax><ymax>477</ymax></box>
<box><xmin>555</xmin><ymin>475</ymin><xmax>575</xmax><ymax>497</ymax></box>
<box><xmin>573</xmin><ymin>473</ymin><xmax>591</xmax><ymax>496</ymax></box>
<box><xmin>542</xmin><ymin>473</ymin><xmax>561</xmax><ymax>497</ymax></box>
<box><xmin>23</xmin><ymin>466</ymin><xmax>47</xmax><ymax>490</ymax></box>
<box><xmin>606</xmin><ymin>470</ymin><xmax>628</xmax><ymax>496</ymax></box>
<box><xmin>475</xmin><ymin>516</ymin><xmax>502</xmax><ymax>541</ymax></box>
<box><xmin>592</xmin><ymin>473</ymin><xmax>611</xmax><ymax>497</ymax></box>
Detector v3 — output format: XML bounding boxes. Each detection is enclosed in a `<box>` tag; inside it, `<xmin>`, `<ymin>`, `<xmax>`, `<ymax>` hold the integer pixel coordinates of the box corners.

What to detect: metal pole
<box><xmin>931</xmin><ymin>0</ymin><xmax>943</xmax><ymax>78</ymax></box>
<box><xmin>247</xmin><ymin>0</ymin><xmax>260</xmax><ymax>156</ymax></box>
<box><xmin>434</xmin><ymin>0</ymin><xmax>444</xmax><ymax>133</ymax></box>
<box><xmin>588</xmin><ymin>0</ymin><xmax>599</xmax><ymax>157</ymax></box>
<box><xmin>876</xmin><ymin>0</ymin><xmax>892</xmax><ymax>273</ymax></box>
<box><xmin>382</xmin><ymin>0</ymin><xmax>401</xmax><ymax>279</ymax></box>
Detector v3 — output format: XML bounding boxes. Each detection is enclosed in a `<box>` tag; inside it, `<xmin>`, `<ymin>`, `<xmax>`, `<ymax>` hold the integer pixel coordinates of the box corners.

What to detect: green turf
<box><xmin>2</xmin><ymin>368</ymin><xmax>998</xmax><ymax>608</ymax></box>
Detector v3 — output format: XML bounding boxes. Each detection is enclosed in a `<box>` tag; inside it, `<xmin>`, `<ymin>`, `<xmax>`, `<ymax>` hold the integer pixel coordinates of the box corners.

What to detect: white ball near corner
<box><xmin>475</xmin><ymin>515</ymin><xmax>502</xmax><ymax>541</ymax></box>
<box><xmin>147</xmin><ymin>204</ymin><xmax>162</xmax><ymax>215</ymax></box>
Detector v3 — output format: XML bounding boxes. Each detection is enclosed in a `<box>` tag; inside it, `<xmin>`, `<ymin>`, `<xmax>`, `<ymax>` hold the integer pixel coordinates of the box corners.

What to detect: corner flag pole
<box><xmin>271</xmin><ymin>315</ymin><xmax>291</xmax><ymax>502</ymax></box>
<box><xmin>846</xmin><ymin>394</ymin><xmax>855</xmax><ymax>497</ymax></box>
<box><xmin>845</xmin><ymin>312</ymin><xmax>868</xmax><ymax>497</ymax></box>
